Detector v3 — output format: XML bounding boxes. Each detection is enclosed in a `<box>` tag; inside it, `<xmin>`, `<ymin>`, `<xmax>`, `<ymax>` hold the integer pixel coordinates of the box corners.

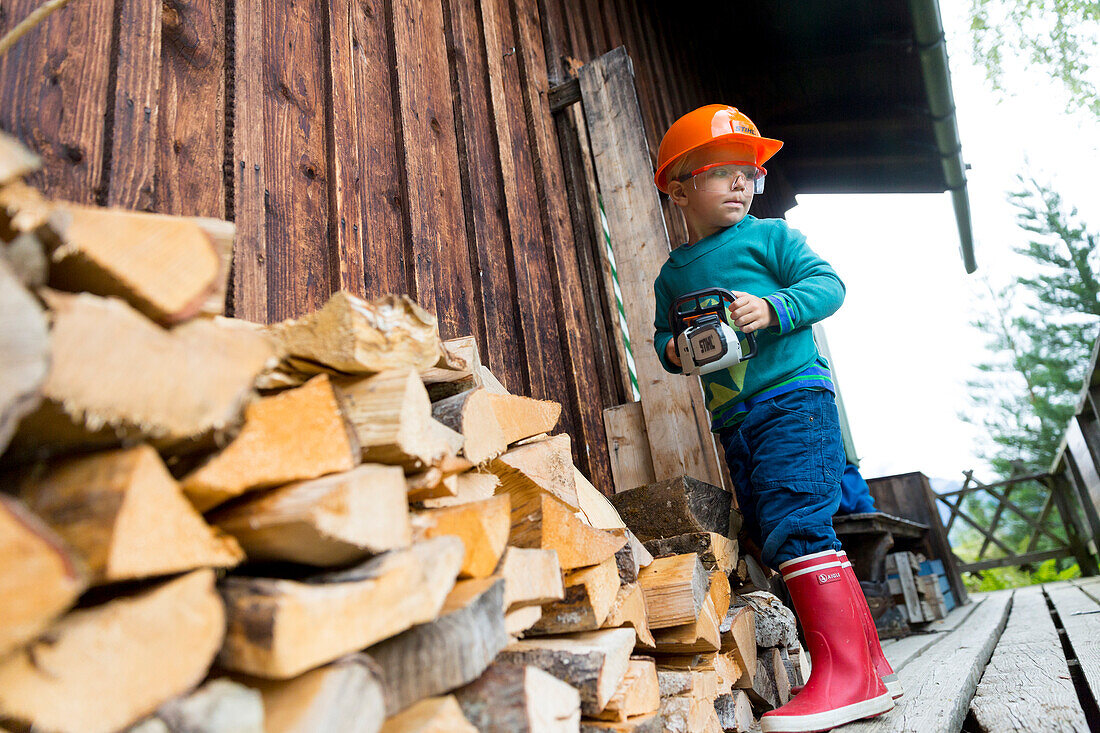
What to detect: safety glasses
<box><xmin>678</xmin><ymin>161</ymin><xmax>766</xmax><ymax>194</ymax></box>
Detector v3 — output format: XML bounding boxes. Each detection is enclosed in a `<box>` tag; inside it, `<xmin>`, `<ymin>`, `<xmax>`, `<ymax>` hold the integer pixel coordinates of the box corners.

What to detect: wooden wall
<box><xmin>0</xmin><ymin>0</ymin><xmax>784</xmax><ymax>493</ymax></box>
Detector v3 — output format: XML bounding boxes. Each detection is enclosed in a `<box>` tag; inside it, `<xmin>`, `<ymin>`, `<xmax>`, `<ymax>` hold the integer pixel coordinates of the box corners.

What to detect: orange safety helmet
<box><xmin>654</xmin><ymin>105</ymin><xmax>784</xmax><ymax>193</ymax></box>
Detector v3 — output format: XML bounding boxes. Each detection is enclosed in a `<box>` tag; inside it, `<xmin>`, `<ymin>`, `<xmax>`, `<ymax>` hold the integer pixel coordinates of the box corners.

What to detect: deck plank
<box><xmin>883</xmin><ymin>599</ymin><xmax>983</xmax><ymax>671</ymax></box>
<box><xmin>969</xmin><ymin>585</ymin><xmax>1087</xmax><ymax>732</ymax></box>
<box><xmin>845</xmin><ymin>590</ymin><xmax>1012</xmax><ymax>733</ymax></box>
<box><xmin>1046</xmin><ymin>582</ymin><xmax>1100</xmax><ymax>707</ymax></box>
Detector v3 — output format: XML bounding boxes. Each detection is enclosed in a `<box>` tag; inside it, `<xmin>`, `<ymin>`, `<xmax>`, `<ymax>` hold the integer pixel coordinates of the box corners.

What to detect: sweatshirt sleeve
<box><xmin>653</xmin><ymin>273</ymin><xmax>682</xmax><ymax>374</ymax></box>
<box><xmin>763</xmin><ymin>223</ymin><xmax>845</xmax><ymax>335</ymax></box>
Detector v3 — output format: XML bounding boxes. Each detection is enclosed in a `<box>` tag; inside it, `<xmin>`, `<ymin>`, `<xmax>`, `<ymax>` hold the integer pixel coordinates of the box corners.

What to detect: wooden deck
<box><xmin>840</xmin><ymin>578</ymin><xmax>1100</xmax><ymax>732</ymax></box>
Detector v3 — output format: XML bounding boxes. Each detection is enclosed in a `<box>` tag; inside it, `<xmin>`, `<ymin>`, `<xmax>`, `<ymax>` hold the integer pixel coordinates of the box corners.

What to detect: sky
<box><xmin>784</xmin><ymin>3</ymin><xmax>1100</xmax><ymax>487</ymax></box>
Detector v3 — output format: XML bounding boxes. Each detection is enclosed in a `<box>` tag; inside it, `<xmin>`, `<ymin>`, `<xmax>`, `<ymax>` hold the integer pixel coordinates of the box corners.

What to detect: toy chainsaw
<box><xmin>668</xmin><ymin>288</ymin><xmax>757</xmax><ymax>376</ymax></box>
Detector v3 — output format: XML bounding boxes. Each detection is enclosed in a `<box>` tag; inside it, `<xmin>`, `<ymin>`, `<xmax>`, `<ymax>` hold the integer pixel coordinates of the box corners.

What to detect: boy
<box><xmin>651</xmin><ymin>105</ymin><xmax>896</xmax><ymax>732</ymax></box>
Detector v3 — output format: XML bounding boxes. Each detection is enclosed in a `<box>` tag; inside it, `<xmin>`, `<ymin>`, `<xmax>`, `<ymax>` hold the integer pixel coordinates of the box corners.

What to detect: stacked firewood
<box><xmin>0</xmin><ymin>130</ymin><xmax>810</xmax><ymax>733</ymax></box>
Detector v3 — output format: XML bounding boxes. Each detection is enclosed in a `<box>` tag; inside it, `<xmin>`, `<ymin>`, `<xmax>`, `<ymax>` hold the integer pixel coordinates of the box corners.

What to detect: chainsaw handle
<box><xmin>667</xmin><ymin>288</ymin><xmax>737</xmax><ymax>334</ymax></box>
<box><xmin>741</xmin><ymin>330</ymin><xmax>758</xmax><ymax>360</ymax></box>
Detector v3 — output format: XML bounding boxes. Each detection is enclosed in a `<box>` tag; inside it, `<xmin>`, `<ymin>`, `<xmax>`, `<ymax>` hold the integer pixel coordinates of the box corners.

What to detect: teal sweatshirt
<box><xmin>652</xmin><ymin>215</ymin><xmax>845</xmax><ymax>431</ymax></box>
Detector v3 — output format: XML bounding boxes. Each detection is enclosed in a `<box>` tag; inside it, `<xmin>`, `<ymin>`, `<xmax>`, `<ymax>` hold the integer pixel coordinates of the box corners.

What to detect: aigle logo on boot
<box><xmin>816</xmin><ymin>570</ymin><xmax>843</xmax><ymax>584</ymax></box>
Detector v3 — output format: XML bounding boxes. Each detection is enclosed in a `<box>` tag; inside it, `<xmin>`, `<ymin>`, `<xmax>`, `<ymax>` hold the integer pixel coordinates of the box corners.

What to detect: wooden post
<box><xmin>1049</xmin><ymin>473</ymin><xmax>1100</xmax><ymax>576</ymax></box>
<box><xmin>578</xmin><ymin>47</ymin><xmax>722</xmax><ymax>487</ymax></box>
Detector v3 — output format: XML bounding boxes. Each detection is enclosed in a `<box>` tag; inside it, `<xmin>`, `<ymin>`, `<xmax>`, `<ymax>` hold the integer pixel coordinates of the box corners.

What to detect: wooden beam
<box><xmin>602</xmin><ymin>402</ymin><xmax>657</xmax><ymax>494</ymax></box>
<box><xmin>957</xmin><ymin>548</ymin><xmax>1076</xmax><ymax>573</ymax></box>
<box><xmin>578</xmin><ymin>48</ymin><xmax>722</xmax><ymax>486</ymax></box>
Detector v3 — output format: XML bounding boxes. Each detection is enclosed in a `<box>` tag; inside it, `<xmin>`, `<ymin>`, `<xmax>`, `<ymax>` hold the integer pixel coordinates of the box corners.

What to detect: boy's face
<box><xmin>668</xmin><ymin>143</ymin><xmax>756</xmax><ymax>235</ymax></box>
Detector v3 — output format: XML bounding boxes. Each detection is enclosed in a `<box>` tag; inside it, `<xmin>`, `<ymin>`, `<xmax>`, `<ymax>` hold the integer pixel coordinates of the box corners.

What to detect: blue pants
<box><xmin>718</xmin><ymin>388</ymin><xmax>844</xmax><ymax>569</ymax></box>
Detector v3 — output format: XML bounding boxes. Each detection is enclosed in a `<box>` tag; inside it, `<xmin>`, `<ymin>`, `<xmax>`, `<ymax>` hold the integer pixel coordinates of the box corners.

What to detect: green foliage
<box><xmin>969</xmin><ymin>0</ymin><xmax>1100</xmax><ymax>115</ymax></box>
<box><xmin>962</xmin><ymin>558</ymin><xmax>1081</xmax><ymax>592</ymax></box>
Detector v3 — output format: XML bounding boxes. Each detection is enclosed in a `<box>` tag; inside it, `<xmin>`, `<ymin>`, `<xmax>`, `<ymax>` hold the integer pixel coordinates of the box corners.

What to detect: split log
<box><xmin>580</xmin><ymin>712</ymin><xmax>664</xmax><ymax>733</ymax></box>
<box><xmin>0</xmin><ymin>131</ymin><xmax>39</xmax><ymax>185</ymax></box>
<box><xmin>714</xmin><ymin>691</ymin><xmax>753</xmax><ymax>733</ymax></box>
<box><xmin>19</xmin><ymin>444</ymin><xmax>243</xmax><ymax>584</ymax></box>
<box><xmin>602</xmin><ymin>582</ymin><xmax>655</xmax><ymax>648</ymax></box>
<box><xmin>656</xmin><ymin>668</ymin><xmax>715</xmax><ymax>698</ymax></box>
<box><xmin>431</xmin><ymin>388</ymin><xmax>506</xmax><ymax>464</ymax></box>
<box><xmin>499</xmin><ymin>546</ymin><xmax>565</xmax><ymax>609</ymax></box>
<box><xmin>506</xmin><ymin>492</ymin><xmax>626</xmax><ymax>571</ymax></box>
<box><xmin>642</xmin><ymin>532</ymin><xmax>737</xmax><ymax>575</ymax></box>
<box><xmin>182</xmin><ymin>374</ymin><xmax>359</xmax><ymax>511</ymax></box>
<box><xmin>608</xmin><ymin>476</ymin><xmax>730</xmax><ymax>542</ymax></box>
<box><xmin>731</xmin><ymin>592</ymin><xmax>797</xmax><ymax>648</ymax></box>
<box><xmin>338</xmin><ymin>369</ymin><xmax>458</xmax><ymax>470</ymax></box>
<box><xmin>591</xmin><ymin>657</ymin><xmax>660</xmax><ymax>722</ymax></box>
<box><xmin>530</xmin><ymin>556</ymin><xmax>620</xmax><ymax>635</ymax></box>
<box><xmin>264</xmin><ymin>292</ymin><xmax>444</xmax><ymax>382</ymax></box>
<box><xmin>0</xmin><ymin>258</ymin><xmax>48</xmax><ymax>454</ymax></box>
<box><xmin>712</xmin><ymin>653</ymin><xmax>742</xmax><ymax>697</ymax></box>
<box><xmin>637</xmin><ymin>553</ymin><xmax>709</xmax><ymax>629</ymax></box>
<box><xmin>0</xmin><ymin>495</ymin><xmax>85</xmax><ymax>657</ymax></box>
<box><xmin>8</xmin><ymin>291</ymin><xmax>273</xmax><ymax>461</ymax></box>
<box><xmin>42</xmin><ymin>204</ymin><xmax>221</xmax><ymax>324</ymax></box>
<box><xmin>0</xmin><ymin>569</ymin><xmax>223</xmax><ymax>733</ymax></box>
<box><xmin>575</xmin><ymin>467</ymin><xmax>626</xmax><ymax>530</ymax></box>
<box><xmin>659</xmin><ymin>694</ymin><xmax>719</xmax><ymax>733</ymax></box>
<box><xmin>405</xmin><ymin>467</ymin><xmax>451</xmax><ymax>502</ymax></box>
<box><xmin>210</xmin><ymin>464</ymin><xmax>410</xmax><ymax>566</ymax></box>
<box><xmin>379</xmin><ymin>695</ymin><xmax>476</xmax><ymax>733</ymax></box>
<box><xmin>366</xmin><ymin>577</ymin><xmax>507</xmax><ymax>715</ymax></box>
<box><xmin>455</xmin><ymin>662</ymin><xmax>581</xmax><ymax>733</ymax></box>
<box><xmin>0</xmin><ymin>180</ymin><xmax>51</xmax><ymax>239</ymax></box>
<box><xmin>653</xmin><ymin>593</ymin><xmax>721</xmax><ymax>654</ymax></box>
<box><xmin>151</xmin><ymin>678</ymin><xmax>264</xmax><ymax>733</ymax></box>
<box><xmin>709</xmin><ymin>571</ymin><xmax>732</xmax><ymax>620</ymax></box>
<box><xmin>490</xmin><ymin>434</ymin><xmax>579</xmax><ymax>511</ymax></box>
<box><xmin>505</xmin><ymin>605</ymin><xmax>543</xmax><ymax>636</ymax></box>
<box><xmin>744</xmin><ymin>654</ymin><xmax>779</xmax><ymax>711</ymax></box>
<box><xmin>486</xmin><ymin>393</ymin><xmax>561</xmax><ymax>445</ymax></box>
<box><xmin>217</xmin><ymin>536</ymin><xmax>463</xmax><ymax>679</ymax></box>
<box><xmin>614</xmin><ymin>529</ymin><xmax>654</xmax><ymax>585</ymax></box>
<box><xmin>3</xmin><ymin>231</ymin><xmax>48</xmax><ymax>286</ymax></box>
<box><xmin>720</xmin><ymin>607</ymin><xmax>757</xmax><ymax>689</ymax></box>
<box><xmin>497</xmin><ymin>628</ymin><xmax>636</xmax><ymax>716</ymax></box>
<box><xmin>765</xmin><ymin>647</ymin><xmax>791</xmax><ymax>705</ymax></box>
<box><xmin>248</xmin><ymin>654</ymin><xmax>385</xmax><ymax>733</ymax></box>
<box><xmin>421</xmin><ymin>471</ymin><xmax>499</xmax><ymax>508</ymax></box>
<box><xmin>420</xmin><ymin>337</ymin><xmax>476</xmax><ymax>397</ymax></box>
<box><xmin>412</xmin><ymin>494</ymin><xmax>510</xmax><ymax>578</ymax></box>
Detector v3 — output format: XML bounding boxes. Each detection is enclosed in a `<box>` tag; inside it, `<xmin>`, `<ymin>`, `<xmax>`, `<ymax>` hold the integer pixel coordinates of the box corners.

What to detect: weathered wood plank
<box><xmin>391</xmin><ymin>0</ymin><xmax>476</xmax><ymax>338</ymax></box>
<box><xmin>844</xmin><ymin>590</ymin><xmax>1012</xmax><ymax>733</ymax></box>
<box><xmin>970</xmin><ymin>586</ymin><xmax>1087</xmax><ymax>733</ymax></box>
<box><xmin>1047</xmin><ymin>581</ymin><xmax>1100</xmax><ymax>710</ymax></box>
<box><xmin>882</xmin><ymin>599</ymin><xmax>983</xmax><ymax>672</ymax></box>
<box><xmin>578</xmin><ymin>47</ymin><xmax>721</xmax><ymax>486</ymax></box>
<box><xmin>0</xmin><ymin>0</ymin><xmax>114</xmax><ymax>203</ymax></box>
<box><xmin>603</xmin><ymin>402</ymin><xmax>657</xmax><ymax>494</ymax></box>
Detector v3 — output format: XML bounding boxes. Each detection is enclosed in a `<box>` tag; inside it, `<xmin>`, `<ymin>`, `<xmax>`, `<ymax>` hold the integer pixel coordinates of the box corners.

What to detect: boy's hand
<box><xmin>665</xmin><ymin>338</ymin><xmax>682</xmax><ymax>367</ymax></box>
<box><xmin>730</xmin><ymin>291</ymin><xmax>777</xmax><ymax>333</ymax></box>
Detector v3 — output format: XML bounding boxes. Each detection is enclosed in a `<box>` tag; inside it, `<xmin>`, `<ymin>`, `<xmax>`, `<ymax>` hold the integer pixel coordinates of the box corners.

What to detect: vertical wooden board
<box><xmin>603</xmin><ymin>402</ymin><xmax>656</xmax><ymax>494</ymax></box>
<box><xmin>107</xmin><ymin>0</ymin><xmax>162</xmax><ymax>210</ymax></box>
<box><xmin>0</xmin><ymin>0</ymin><xmax>115</xmax><ymax>204</ymax></box>
<box><xmin>559</xmin><ymin>0</ymin><xmax>593</xmax><ymax>63</ymax></box>
<box><xmin>443</xmin><ymin>0</ymin><xmax>526</xmax><ymax>395</ymax></box>
<box><xmin>231</xmin><ymin>0</ymin><xmax>269</xmax><ymax>322</ymax></box>
<box><xmin>579</xmin><ymin>47</ymin><xmax>722</xmax><ymax>486</ymax></box>
<box><xmin>349</xmin><ymin>0</ymin><xmax>409</xmax><ymax>299</ymax></box>
<box><xmin>158</xmin><ymin>0</ymin><xmax>226</xmax><ymax>218</ymax></box>
<box><xmin>260</xmin><ymin>0</ymin><xmax>334</xmax><ymax>321</ymax></box>
<box><xmin>325</xmin><ymin>0</ymin><xmax>368</xmax><ymax>297</ymax></box>
<box><xmin>511</xmin><ymin>0</ymin><xmax>615</xmax><ymax>492</ymax></box>
<box><xmin>391</xmin><ymin>0</ymin><xmax>476</xmax><ymax>339</ymax></box>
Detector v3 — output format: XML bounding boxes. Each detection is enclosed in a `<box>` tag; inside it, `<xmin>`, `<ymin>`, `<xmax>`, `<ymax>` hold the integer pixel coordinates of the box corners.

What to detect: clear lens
<box><xmin>693</xmin><ymin>164</ymin><xmax>762</xmax><ymax>193</ymax></box>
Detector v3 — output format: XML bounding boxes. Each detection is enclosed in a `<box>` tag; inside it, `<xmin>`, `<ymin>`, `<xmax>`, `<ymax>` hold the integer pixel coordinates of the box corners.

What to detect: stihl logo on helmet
<box><xmin>817</xmin><ymin>571</ymin><xmax>842</xmax><ymax>585</ymax></box>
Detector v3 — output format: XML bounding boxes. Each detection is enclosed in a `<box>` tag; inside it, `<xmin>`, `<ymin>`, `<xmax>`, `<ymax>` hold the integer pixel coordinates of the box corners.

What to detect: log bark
<box><xmin>642</xmin><ymin>532</ymin><xmax>738</xmax><ymax>575</ymax></box>
<box><xmin>247</xmin><ymin>654</ymin><xmax>385</xmax><ymax>733</ymax></box>
<box><xmin>379</xmin><ymin>695</ymin><xmax>477</xmax><ymax>732</ymax></box>
<box><xmin>745</xmin><ymin>654</ymin><xmax>779</xmax><ymax>711</ymax></box>
<box><xmin>590</xmin><ymin>657</ymin><xmax>660</xmax><ymax>722</ymax></box>
<box><xmin>637</xmin><ymin>553</ymin><xmax>709</xmax><ymax>629</ymax></box>
<box><xmin>0</xmin><ymin>258</ymin><xmax>48</xmax><ymax>454</ymax></box>
<box><xmin>456</xmin><ymin>662</ymin><xmax>581</xmax><ymax>733</ymax></box>
<box><xmin>499</xmin><ymin>546</ymin><xmax>565</xmax><ymax>609</ymax></box>
<box><xmin>608</xmin><ymin>476</ymin><xmax>731</xmax><ymax>542</ymax></box>
<box><xmin>182</xmin><ymin>374</ymin><xmax>359</xmax><ymax>511</ymax></box>
<box><xmin>497</xmin><ymin>628</ymin><xmax>636</xmax><ymax>716</ymax></box>
<box><xmin>613</xmin><ymin>529</ymin><xmax>654</xmax><ymax>585</ymax></box>
<box><xmin>42</xmin><ymin>204</ymin><xmax>220</xmax><ymax>324</ymax></box>
<box><xmin>366</xmin><ymin>578</ymin><xmax>507</xmax><ymax>715</ymax></box>
<box><xmin>730</xmin><ymin>592</ymin><xmax>797</xmax><ymax>648</ymax></box>
<box><xmin>412</xmin><ymin>495</ymin><xmax>510</xmax><ymax>578</ymax></box>
<box><xmin>764</xmin><ymin>647</ymin><xmax>790</xmax><ymax>705</ymax></box>
<box><xmin>486</xmin><ymin>393</ymin><xmax>561</xmax><ymax>445</ymax></box>
<box><xmin>217</xmin><ymin>536</ymin><xmax>463</xmax><ymax>679</ymax></box>
<box><xmin>0</xmin><ymin>495</ymin><xmax>85</xmax><ymax>657</ymax></box>
<box><xmin>529</xmin><ymin>556</ymin><xmax>620</xmax><ymax>635</ymax></box>
<box><xmin>714</xmin><ymin>691</ymin><xmax>753</xmax><ymax>732</ymax></box>
<box><xmin>8</xmin><ymin>291</ymin><xmax>273</xmax><ymax>461</ymax></box>
<box><xmin>210</xmin><ymin>464</ymin><xmax>410</xmax><ymax>566</ymax></box>
<box><xmin>431</xmin><ymin>388</ymin><xmax>506</xmax><ymax>464</ymax></box>
<box><xmin>0</xmin><ymin>569</ymin><xmax>224</xmax><ymax>733</ymax></box>
<box><xmin>580</xmin><ymin>712</ymin><xmax>664</xmax><ymax>732</ymax></box>
<box><xmin>19</xmin><ymin>444</ymin><xmax>243</xmax><ymax>584</ymax></box>
<box><xmin>337</xmin><ymin>369</ymin><xmax>458</xmax><ymax>470</ymax></box>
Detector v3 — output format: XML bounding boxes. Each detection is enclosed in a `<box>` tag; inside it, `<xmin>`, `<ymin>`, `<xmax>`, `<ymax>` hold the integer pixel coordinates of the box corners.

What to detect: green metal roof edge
<box><xmin>909</xmin><ymin>0</ymin><xmax>978</xmax><ymax>274</ymax></box>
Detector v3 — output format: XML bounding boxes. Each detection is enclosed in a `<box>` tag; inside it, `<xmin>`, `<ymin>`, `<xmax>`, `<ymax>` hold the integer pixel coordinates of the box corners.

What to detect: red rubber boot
<box><xmin>761</xmin><ymin>551</ymin><xmax>893</xmax><ymax>733</ymax></box>
<box><xmin>838</xmin><ymin>550</ymin><xmax>903</xmax><ymax>699</ymax></box>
